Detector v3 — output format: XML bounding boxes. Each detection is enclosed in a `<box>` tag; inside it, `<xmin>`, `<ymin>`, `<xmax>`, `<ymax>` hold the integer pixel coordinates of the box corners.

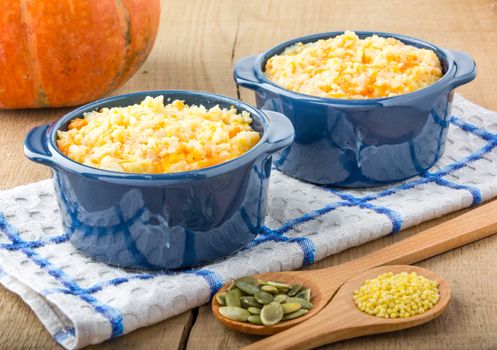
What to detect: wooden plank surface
<box><xmin>1</xmin><ymin>0</ymin><xmax>496</xmax><ymax>349</ymax></box>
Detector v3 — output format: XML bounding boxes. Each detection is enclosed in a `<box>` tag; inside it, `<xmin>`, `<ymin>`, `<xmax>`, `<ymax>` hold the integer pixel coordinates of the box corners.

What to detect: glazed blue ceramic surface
<box><xmin>24</xmin><ymin>91</ymin><xmax>294</xmax><ymax>270</ymax></box>
<box><xmin>234</xmin><ymin>31</ymin><xmax>477</xmax><ymax>187</ymax></box>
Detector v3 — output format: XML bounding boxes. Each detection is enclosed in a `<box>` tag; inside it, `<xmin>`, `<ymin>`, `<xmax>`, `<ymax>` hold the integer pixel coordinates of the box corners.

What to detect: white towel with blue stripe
<box><xmin>1</xmin><ymin>94</ymin><xmax>497</xmax><ymax>349</ymax></box>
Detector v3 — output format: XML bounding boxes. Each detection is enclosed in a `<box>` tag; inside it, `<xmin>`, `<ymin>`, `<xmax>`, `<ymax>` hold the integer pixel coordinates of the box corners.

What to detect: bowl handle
<box><xmin>233</xmin><ymin>55</ymin><xmax>262</xmax><ymax>90</ymax></box>
<box><xmin>262</xmin><ymin>110</ymin><xmax>295</xmax><ymax>154</ymax></box>
<box><xmin>449</xmin><ymin>50</ymin><xmax>477</xmax><ymax>88</ymax></box>
<box><xmin>24</xmin><ymin>124</ymin><xmax>54</xmax><ymax>166</ymax></box>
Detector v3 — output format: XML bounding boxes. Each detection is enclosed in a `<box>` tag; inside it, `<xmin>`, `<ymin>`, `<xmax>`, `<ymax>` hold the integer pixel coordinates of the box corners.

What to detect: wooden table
<box><xmin>1</xmin><ymin>1</ymin><xmax>497</xmax><ymax>349</ymax></box>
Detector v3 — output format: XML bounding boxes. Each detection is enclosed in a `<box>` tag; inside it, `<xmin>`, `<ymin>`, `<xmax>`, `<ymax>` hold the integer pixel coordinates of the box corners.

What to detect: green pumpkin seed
<box><xmin>286</xmin><ymin>297</ymin><xmax>313</xmax><ymax>310</ymax></box>
<box><xmin>282</xmin><ymin>308</ymin><xmax>309</xmax><ymax>321</ymax></box>
<box><xmin>219</xmin><ymin>306</ymin><xmax>250</xmax><ymax>322</ymax></box>
<box><xmin>215</xmin><ymin>292</ymin><xmax>227</xmax><ymax>306</ymax></box>
<box><xmin>260</xmin><ymin>302</ymin><xmax>284</xmax><ymax>326</ymax></box>
<box><xmin>247</xmin><ymin>315</ymin><xmax>263</xmax><ymax>325</ymax></box>
<box><xmin>226</xmin><ymin>289</ymin><xmax>243</xmax><ymax>307</ymax></box>
<box><xmin>265</xmin><ymin>281</ymin><xmax>292</xmax><ymax>290</ymax></box>
<box><xmin>235</xmin><ymin>280</ymin><xmax>260</xmax><ymax>295</ymax></box>
<box><xmin>288</xmin><ymin>284</ymin><xmax>303</xmax><ymax>297</ymax></box>
<box><xmin>240</xmin><ymin>296</ymin><xmax>263</xmax><ymax>308</ymax></box>
<box><xmin>237</xmin><ymin>276</ymin><xmax>258</xmax><ymax>285</ymax></box>
<box><xmin>247</xmin><ymin>307</ymin><xmax>261</xmax><ymax>315</ymax></box>
<box><xmin>231</xmin><ymin>288</ymin><xmax>243</xmax><ymax>298</ymax></box>
<box><xmin>261</xmin><ymin>285</ymin><xmax>279</xmax><ymax>294</ymax></box>
<box><xmin>281</xmin><ymin>302</ymin><xmax>301</xmax><ymax>314</ymax></box>
<box><xmin>255</xmin><ymin>290</ymin><xmax>273</xmax><ymax>304</ymax></box>
<box><xmin>273</xmin><ymin>294</ymin><xmax>288</xmax><ymax>303</ymax></box>
<box><xmin>296</xmin><ymin>288</ymin><xmax>311</xmax><ymax>301</ymax></box>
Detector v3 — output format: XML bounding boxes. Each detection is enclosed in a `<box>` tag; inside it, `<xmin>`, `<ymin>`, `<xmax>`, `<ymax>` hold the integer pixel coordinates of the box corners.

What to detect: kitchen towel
<box><xmin>1</xmin><ymin>94</ymin><xmax>497</xmax><ymax>349</ymax></box>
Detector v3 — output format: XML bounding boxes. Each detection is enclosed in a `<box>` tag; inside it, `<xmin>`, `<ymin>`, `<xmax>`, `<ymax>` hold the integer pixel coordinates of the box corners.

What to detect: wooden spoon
<box><xmin>212</xmin><ymin>198</ymin><xmax>497</xmax><ymax>335</ymax></box>
<box><xmin>242</xmin><ymin>265</ymin><xmax>450</xmax><ymax>350</ymax></box>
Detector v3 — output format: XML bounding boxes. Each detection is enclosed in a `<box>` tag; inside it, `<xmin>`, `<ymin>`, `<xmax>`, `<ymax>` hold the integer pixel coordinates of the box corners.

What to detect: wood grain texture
<box><xmin>1</xmin><ymin>0</ymin><xmax>497</xmax><ymax>349</ymax></box>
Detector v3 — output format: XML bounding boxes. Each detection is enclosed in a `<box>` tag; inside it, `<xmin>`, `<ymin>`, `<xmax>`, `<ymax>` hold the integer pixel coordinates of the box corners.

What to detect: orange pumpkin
<box><xmin>0</xmin><ymin>0</ymin><xmax>160</xmax><ymax>109</ymax></box>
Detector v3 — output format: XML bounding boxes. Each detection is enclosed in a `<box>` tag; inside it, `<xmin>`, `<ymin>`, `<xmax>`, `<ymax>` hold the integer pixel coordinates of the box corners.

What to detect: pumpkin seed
<box><xmin>286</xmin><ymin>297</ymin><xmax>313</xmax><ymax>310</ymax></box>
<box><xmin>235</xmin><ymin>280</ymin><xmax>260</xmax><ymax>295</ymax></box>
<box><xmin>296</xmin><ymin>288</ymin><xmax>311</xmax><ymax>301</ymax></box>
<box><xmin>240</xmin><ymin>296</ymin><xmax>263</xmax><ymax>308</ymax></box>
<box><xmin>261</xmin><ymin>285</ymin><xmax>279</xmax><ymax>294</ymax></box>
<box><xmin>247</xmin><ymin>315</ymin><xmax>263</xmax><ymax>325</ymax></box>
<box><xmin>219</xmin><ymin>306</ymin><xmax>250</xmax><ymax>322</ymax></box>
<box><xmin>247</xmin><ymin>307</ymin><xmax>261</xmax><ymax>315</ymax></box>
<box><xmin>288</xmin><ymin>284</ymin><xmax>303</xmax><ymax>297</ymax></box>
<box><xmin>255</xmin><ymin>290</ymin><xmax>273</xmax><ymax>304</ymax></box>
<box><xmin>237</xmin><ymin>276</ymin><xmax>258</xmax><ymax>285</ymax></box>
<box><xmin>231</xmin><ymin>288</ymin><xmax>243</xmax><ymax>298</ymax></box>
<box><xmin>282</xmin><ymin>302</ymin><xmax>301</xmax><ymax>314</ymax></box>
<box><xmin>226</xmin><ymin>289</ymin><xmax>242</xmax><ymax>307</ymax></box>
<box><xmin>273</xmin><ymin>294</ymin><xmax>288</xmax><ymax>303</ymax></box>
<box><xmin>265</xmin><ymin>281</ymin><xmax>292</xmax><ymax>290</ymax></box>
<box><xmin>282</xmin><ymin>308</ymin><xmax>309</xmax><ymax>321</ymax></box>
<box><xmin>215</xmin><ymin>292</ymin><xmax>227</xmax><ymax>306</ymax></box>
<box><xmin>260</xmin><ymin>302</ymin><xmax>284</xmax><ymax>326</ymax></box>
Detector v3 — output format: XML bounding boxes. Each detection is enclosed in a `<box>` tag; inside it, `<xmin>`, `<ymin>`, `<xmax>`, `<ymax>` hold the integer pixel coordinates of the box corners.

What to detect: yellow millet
<box><xmin>353</xmin><ymin>271</ymin><xmax>439</xmax><ymax>318</ymax></box>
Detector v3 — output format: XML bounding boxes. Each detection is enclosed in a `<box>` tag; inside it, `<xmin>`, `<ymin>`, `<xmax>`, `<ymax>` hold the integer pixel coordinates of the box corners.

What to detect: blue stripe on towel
<box><xmin>45</xmin><ymin>273</ymin><xmax>158</xmax><ymax>296</ymax></box>
<box><xmin>0</xmin><ymin>233</ymin><xmax>69</xmax><ymax>251</ymax></box>
<box><xmin>243</xmin><ymin>228</ymin><xmax>316</xmax><ymax>265</ymax></box>
<box><xmin>434</xmin><ymin>177</ymin><xmax>482</xmax><ymax>205</ymax></box>
<box><xmin>274</xmin><ymin>201</ymin><xmax>352</xmax><ymax>235</ymax></box>
<box><xmin>293</xmin><ymin>237</ymin><xmax>316</xmax><ymax>265</ymax></box>
<box><xmin>326</xmin><ymin>189</ymin><xmax>403</xmax><ymax>233</ymax></box>
<box><xmin>357</xmin><ymin>202</ymin><xmax>403</xmax><ymax>233</ymax></box>
<box><xmin>450</xmin><ymin>116</ymin><xmax>497</xmax><ymax>141</ymax></box>
<box><xmin>84</xmin><ymin>274</ymin><xmax>156</xmax><ymax>294</ymax></box>
<box><xmin>194</xmin><ymin>269</ymin><xmax>224</xmax><ymax>298</ymax></box>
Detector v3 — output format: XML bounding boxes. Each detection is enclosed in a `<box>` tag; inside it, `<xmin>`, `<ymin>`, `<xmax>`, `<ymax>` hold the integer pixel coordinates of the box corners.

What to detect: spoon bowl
<box><xmin>325</xmin><ymin>265</ymin><xmax>451</xmax><ymax>335</ymax></box>
<box><xmin>212</xmin><ymin>270</ymin><xmax>326</xmax><ymax>334</ymax></box>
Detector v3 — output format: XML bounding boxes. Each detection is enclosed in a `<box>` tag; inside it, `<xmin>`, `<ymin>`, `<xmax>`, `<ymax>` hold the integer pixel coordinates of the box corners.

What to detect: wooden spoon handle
<box><xmin>315</xmin><ymin>198</ymin><xmax>497</xmax><ymax>281</ymax></box>
<box><xmin>240</xmin><ymin>317</ymin><xmax>360</xmax><ymax>350</ymax></box>
<box><xmin>242</xmin><ymin>314</ymin><xmax>392</xmax><ymax>350</ymax></box>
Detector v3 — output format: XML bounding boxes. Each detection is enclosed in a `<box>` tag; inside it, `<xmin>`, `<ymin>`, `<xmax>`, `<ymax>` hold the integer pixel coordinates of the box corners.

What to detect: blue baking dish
<box><xmin>234</xmin><ymin>31</ymin><xmax>477</xmax><ymax>187</ymax></box>
<box><xmin>24</xmin><ymin>90</ymin><xmax>294</xmax><ymax>270</ymax></box>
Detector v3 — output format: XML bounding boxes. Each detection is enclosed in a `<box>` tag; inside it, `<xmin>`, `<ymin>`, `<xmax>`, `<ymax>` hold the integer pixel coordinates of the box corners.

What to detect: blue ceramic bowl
<box><xmin>234</xmin><ymin>31</ymin><xmax>477</xmax><ymax>187</ymax></box>
<box><xmin>24</xmin><ymin>90</ymin><xmax>294</xmax><ymax>270</ymax></box>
